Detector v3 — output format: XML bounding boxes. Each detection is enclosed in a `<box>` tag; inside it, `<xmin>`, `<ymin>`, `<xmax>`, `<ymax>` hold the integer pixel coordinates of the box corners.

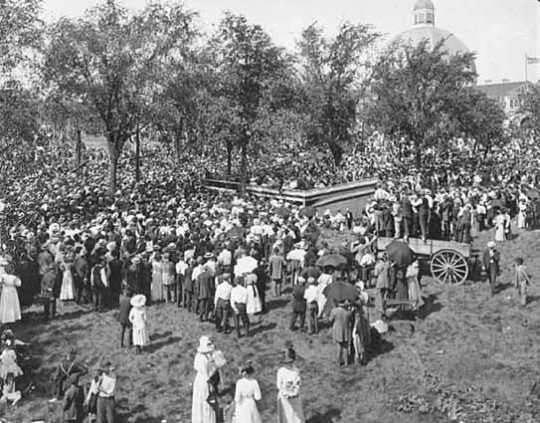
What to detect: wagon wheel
<box><xmin>430</xmin><ymin>249</ymin><xmax>469</xmax><ymax>285</ymax></box>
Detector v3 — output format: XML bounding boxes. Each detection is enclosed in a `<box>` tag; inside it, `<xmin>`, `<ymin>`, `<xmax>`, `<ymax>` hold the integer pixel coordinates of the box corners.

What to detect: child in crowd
<box><xmin>129</xmin><ymin>294</ymin><xmax>149</xmax><ymax>354</ymax></box>
<box><xmin>513</xmin><ymin>257</ymin><xmax>531</xmax><ymax>306</ymax></box>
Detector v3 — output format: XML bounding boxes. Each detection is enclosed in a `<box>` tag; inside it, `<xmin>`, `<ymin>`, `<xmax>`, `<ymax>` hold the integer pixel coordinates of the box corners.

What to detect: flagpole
<box><xmin>525</xmin><ymin>54</ymin><xmax>528</xmax><ymax>82</ymax></box>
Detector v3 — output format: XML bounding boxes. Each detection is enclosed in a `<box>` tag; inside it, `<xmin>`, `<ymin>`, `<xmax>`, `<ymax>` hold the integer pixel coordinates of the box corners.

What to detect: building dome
<box><xmin>413</xmin><ymin>0</ymin><xmax>434</xmax><ymax>11</ymax></box>
<box><xmin>391</xmin><ymin>0</ymin><xmax>471</xmax><ymax>58</ymax></box>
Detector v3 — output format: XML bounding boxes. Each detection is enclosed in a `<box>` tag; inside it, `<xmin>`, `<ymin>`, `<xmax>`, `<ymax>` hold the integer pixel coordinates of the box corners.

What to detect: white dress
<box><xmin>59</xmin><ymin>262</ymin><xmax>75</xmax><ymax>301</ymax></box>
<box><xmin>494</xmin><ymin>215</ymin><xmax>506</xmax><ymax>242</ymax></box>
<box><xmin>128</xmin><ymin>307</ymin><xmax>149</xmax><ymax>346</ymax></box>
<box><xmin>517</xmin><ymin>203</ymin><xmax>527</xmax><ymax>229</ymax></box>
<box><xmin>0</xmin><ymin>274</ymin><xmax>21</xmax><ymax>324</ymax></box>
<box><xmin>277</xmin><ymin>366</ymin><xmax>305</xmax><ymax>423</ymax></box>
<box><xmin>192</xmin><ymin>353</ymin><xmax>216</xmax><ymax>423</ymax></box>
<box><xmin>233</xmin><ymin>378</ymin><xmax>262</xmax><ymax>423</ymax></box>
<box><xmin>246</xmin><ymin>285</ymin><xmax>262</xmax><ymax>315</ymax></box>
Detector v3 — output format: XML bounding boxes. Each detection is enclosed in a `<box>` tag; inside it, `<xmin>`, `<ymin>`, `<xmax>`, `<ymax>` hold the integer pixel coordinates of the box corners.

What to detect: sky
<box><xmin>42</xmin><ymin>0</ymin><xmax>539</xmax><ymax>83</ymax></box>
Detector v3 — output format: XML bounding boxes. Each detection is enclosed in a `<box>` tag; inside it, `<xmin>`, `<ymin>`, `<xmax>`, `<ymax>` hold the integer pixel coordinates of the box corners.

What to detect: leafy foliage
<box><xmin>368</xmin><ymin>39</ymin><xmax>479</xmax><ymax>166</ymax></box>
<box><xmin>298</xmin><ymin>22</ymin><xmax>380</xmax><ymax>164</ymax></box>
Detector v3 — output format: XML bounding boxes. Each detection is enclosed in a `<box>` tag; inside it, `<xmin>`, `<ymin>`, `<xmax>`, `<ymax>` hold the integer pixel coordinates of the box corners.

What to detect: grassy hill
<box><xmin>5</xmin><ymin>228</ymin><xmax>540</xmax><ymax>422</ymax></box>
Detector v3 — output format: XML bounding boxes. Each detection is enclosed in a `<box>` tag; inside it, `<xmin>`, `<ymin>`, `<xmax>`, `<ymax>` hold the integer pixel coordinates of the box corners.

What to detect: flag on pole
<box><xmin>526</xmin><ymin>55</ymin><xmax>540</xmax><ymax>65</ymax></box>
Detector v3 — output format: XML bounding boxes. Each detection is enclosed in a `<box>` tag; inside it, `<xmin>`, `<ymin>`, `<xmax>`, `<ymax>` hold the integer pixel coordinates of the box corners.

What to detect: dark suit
<box><xmin>118</xmin><ymin>294</ymin><xmax>132</xmax><ymax>347</ymax></box>
<box><xmin>72</xmin><ymin>256</ymin><xmax>89</xmax><ymax>304</ymax></box>
<box><xmin>63</xmin><ymin>384</ymin><xmax>84</xmax><ymax>422</ymax></box>
<box><xmin>197</xmin><ymin>271</ymin><xmax>213</xmax><ymax>321</ymax></box>
<box><xmin>482</xmin><ymin>249</ymin><xmax>500</xmax><ymax>294</ymax></box>
<box><xmin>290</xmin><ymin>284</ymin><xmax>306</xmax><ymax>330</ymax></box>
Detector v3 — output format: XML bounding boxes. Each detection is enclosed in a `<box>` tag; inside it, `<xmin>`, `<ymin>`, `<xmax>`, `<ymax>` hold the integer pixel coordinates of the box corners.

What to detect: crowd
<box><xmin>0</xmin><ymin>131</ymin><xmax>538</xmax><ymax>421</ymax></box>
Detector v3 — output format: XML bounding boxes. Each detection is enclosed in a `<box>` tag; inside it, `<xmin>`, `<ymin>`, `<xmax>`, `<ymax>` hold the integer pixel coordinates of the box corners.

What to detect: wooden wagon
<box><xmin>376</xmin><ymin>237</ymin><xmax>472</xmax><ymax>285</ymax></box>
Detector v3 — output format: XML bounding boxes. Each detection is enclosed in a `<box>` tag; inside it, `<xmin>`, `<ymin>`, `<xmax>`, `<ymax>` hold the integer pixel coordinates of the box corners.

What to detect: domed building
<box><xmin>391</xmin><ymin>0</ymin><xmax>472</xmax><ymax>59</ymax></box>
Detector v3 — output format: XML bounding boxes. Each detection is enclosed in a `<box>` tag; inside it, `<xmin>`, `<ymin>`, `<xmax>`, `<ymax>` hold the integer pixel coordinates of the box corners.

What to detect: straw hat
<box><xmin>487</xmin><ymin>241</ymin><xmax>496</xmax><ymax>249</ymax></box>
<box><xmin>130</xmin><ymin>294</ymin><xmax>146</xmax><ymax>308</ymax></box>
<box><xmin>197</xmin><ymin>336</ymin><xmax>215</xmax><ymax>354</ymax></box>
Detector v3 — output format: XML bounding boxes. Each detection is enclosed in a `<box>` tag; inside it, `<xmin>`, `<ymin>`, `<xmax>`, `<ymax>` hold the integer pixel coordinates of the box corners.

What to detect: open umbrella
<box><xmin>226</xmin><ymin>226</ymin><xmax>245</xmax><ymax>241</ymax></box>
<box><xmin>323</xmin><ymin>280</ymin><xmax>358</xmax><ymax>308</ymax></box>
<box><xmin>299</xmin><ymin>206</ymin><xmax>317</xmax><ymax>218</ymax></box>
<box><xmin>526</xmin><ymin>187</ymin><xmax>540</xmax><ymax>200</ymax></box>
<box><xmin>386</xmin><ymin>239</ymin><xmax>414</xmax><ymax>268</ymax></box>
<box><xmin>316</xmin><ymin>254</ymin><xmax>347</xmax><ymax>268</ymax></box>
<box><xmin>275</xmin><ymin>206</ymin><xmax>291</xmax><ymax>217</ymax></box>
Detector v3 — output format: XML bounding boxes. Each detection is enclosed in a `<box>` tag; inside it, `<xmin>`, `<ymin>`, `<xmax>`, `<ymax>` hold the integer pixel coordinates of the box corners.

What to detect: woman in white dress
<box><xmin>233</xmin><ymin>363</ymin><xmax>262</xmax><ymax>423</ymax></box>
<box><xmin>129</xmin><ymin>294</ymin><xmax>149</xmax><ymax>354</ymax></box>
<box><xmin>493</xmin><ymin>210</ymin><xmax>506</xmax><ymax>242</ymax></box>
<box><xmin>517</xmin><ymin>199</ymin><xmax>527</xmax><ymax>229</ymax></box>
<box><xmin>192</xmin><ymin>336</ymin><xmax>222</xmax><ymax>423</ymax></box>
<box><xmin>277</xmin><ymin>345</ymin><xmax>305</xmax><ymax>423</ymax></box>
<box><xmin>406</xmin><ymin>261</ymin><xmax>424</xmax><ymax>311</ymax></box>
<box><xmin>59</xmin><ymin>247</ymin><xmax>75</xmax><ymax>301</ymax></box>
<box><xmin>151</xmin><ymin>252</ymin><xmax>164</xmax><ymax>303</ymax></box>
<box><xmin>245</xmin><ymin>274</ymin><xmax>262</xmax><ymax>320</ymax></box>
<box><xmin>0</xmin><ymin>266</ymin><xmax>22</xmax><ymax>324</ymax></box>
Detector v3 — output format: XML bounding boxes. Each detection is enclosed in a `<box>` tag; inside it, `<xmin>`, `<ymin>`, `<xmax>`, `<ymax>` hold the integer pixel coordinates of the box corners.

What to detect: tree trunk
<box><xmin>135</xmin><ymin>122</ymin><xmax>141</xmax><ymax>183</ymax></box>
<box><xmin>175</xmin><ymin>131</ymin><xmax>182</xmax><ymax>164</ymax></box>
<box><xmin>109</xmin><ymin>153</ymin><xmax>118</xmax><ymax>193</ymax></box>
<box><xmin>226</xmin><ymin>140</ymin><xmax>232</xmax><ymax>177</ymax></box>
<box><xmin>240</xmin><ymin>141</ymin><xmax>247</xmax><ymax>194</ymax></box>
<box><xmin>415</xmin><ymin>140</ymin><xmax>422</xmax><ymax>169</ymax></box>
<box><xmin>75</xmin><ymin>128</ymin><xmax>82</xmax><ymax>169</ymax></box>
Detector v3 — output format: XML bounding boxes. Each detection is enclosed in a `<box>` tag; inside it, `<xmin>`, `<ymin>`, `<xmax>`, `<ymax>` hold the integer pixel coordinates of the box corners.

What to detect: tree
<box><xmin>0</xmin><ymin>0</ymin><xmax>42</xmax><ymax>152</ymax></box>
<box><xmin>43</xmin><ymin>0</ymin><xmax>198</xmax><ymax>191</ymax></box>
<box><xmin>0</xmin><ymin>81</ymin><xmax>39</xmax><ymax>153</ymax></box>
<box><xmin>368</xmin><ymin>39</ymin><xmax>477</xmax><ymax>167</ymax></box>
<box><xmin>518</xmin><ymin>82</ymin><xmax>540</xmax><ymax>142</ymax></box>
<box><xmin>210</xmin><ymin>12</ymin><xmax>290</xmax><ymax>189</ymax></box>
<box><xmin>458</xmin><ymin>89</ymin><xmax>506</xmax><ymax>156</ymax></box>
<box><xmin>0</xmin><ymin>0</ymin><xmax>42</xmax><ymax>76</ymax></box>
<box><xmin>298</xmin><ymin>22</ymin><xmax>380</xmax><ymax>164</ymax></box>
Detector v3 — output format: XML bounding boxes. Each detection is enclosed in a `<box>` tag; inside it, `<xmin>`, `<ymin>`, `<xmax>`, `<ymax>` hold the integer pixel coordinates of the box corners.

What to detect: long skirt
<box><xmin>0</xmin><ymin>286</ymin><xmax>21</xmax><ymax>324</ymax></box>
<box><xmin>192</xmin><ymin>373</ymin><xmax>216</xmax><ymax>423</ymax></box>
<box><xmin>407</xmin><ymin>277</ymin><xmax>424</xmax><ymax>310</ymax></box>
<box><xmin>132</xmin><ymin>326</ymin><xmax>149</xmax><ymax>346</ymax></box>
<box><xmin>59</xmin><ymin>270</ymin><xmax>75</xmax><ymax>301</ymax></box>
<box><xmin>277</xmin><ymin>394</ymin><xmax>305</xmax><ymax>423</ymax></box>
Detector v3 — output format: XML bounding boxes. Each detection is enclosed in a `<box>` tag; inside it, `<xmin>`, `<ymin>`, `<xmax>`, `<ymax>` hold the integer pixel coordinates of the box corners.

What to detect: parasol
<box><xmin>226</xmin><ymin>226</ymin><xmax>245</xmax><ymax>241</ymax></box>
<box><xmin>526</xmin><ymin>187</ymin><xmax>540</xmax><ymax>200</ymax></box>
<box><xmin>322</xmin><ymin>280</ymin><xmax>358</xmax><ymax>306</ymax></box>
<box><xmin>299</xmin><ymin>206</ymin><xmax>317</xmax><ymax>218</ymax></box>
<box><xmin>316</xmin><ymin>254</ymin><xmax>347</xmax><ymax>268</ymax></box>
<box><xmin>275</xmin><ymin>206</ymin><xmax>291</xmax><ymax>218</ymax></box>
<box><xmin>386</xmin><ymin>239</ymin><xmax>414</xmax><ymax>268</ymax></box>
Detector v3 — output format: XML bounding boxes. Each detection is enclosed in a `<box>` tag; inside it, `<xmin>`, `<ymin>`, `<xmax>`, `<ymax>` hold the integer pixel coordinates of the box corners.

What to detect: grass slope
<box><xmin>5</xmin><ymin>228</ymin><xmax>540</xmax><ymax>422</ymax></box>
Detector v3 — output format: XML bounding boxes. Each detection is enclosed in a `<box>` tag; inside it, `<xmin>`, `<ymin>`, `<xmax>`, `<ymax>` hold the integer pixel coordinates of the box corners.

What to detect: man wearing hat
<box><xmin>196</xmin><ymin>264</ymin><xmax>213</xmax><ymax>322</ymax></box>
<box><xmin>96</xmin><ymin>361</ymin><xmax>116</xmax><ymax>423</ymax></box>
<box><xmin>290</xmin><ymin>276</ymin><xmax>306</xmax><ymax>332</ymax></box>
<box><xmin>482</xmin><ymin>241</ymin><xmax>501</xmax><ymax>295</ymax></box>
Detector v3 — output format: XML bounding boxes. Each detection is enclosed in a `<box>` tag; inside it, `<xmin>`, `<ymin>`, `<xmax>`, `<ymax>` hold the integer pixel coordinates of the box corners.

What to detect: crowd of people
<box><xmin>0</xmin><ymin>130</ymin><xmax>539</xmax><ymax>421</ymax></box>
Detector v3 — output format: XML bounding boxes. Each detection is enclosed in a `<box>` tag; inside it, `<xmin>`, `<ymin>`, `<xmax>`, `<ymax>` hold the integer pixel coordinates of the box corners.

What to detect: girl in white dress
<box><xmin>277</xmin><ymin>345</ymin><xmax>305</xmax><ymax>423</ymax></box>
<box><xmin>233</xmin><ymin>363</ymin><xmax>262</xmax><ymax>423</ymax></box>
<box><xmin>517</xmin><ymin>200</ymin><xmax>527</xmax><ymax>229</ymax></box>
<box><xmin>129</xmin><ymin>295</ymin><xmax>149</xmax><ymax>354</ymax></box>
<box><xmin>0</xmin><ymin>267</ymin><xmax>22</xmax><ymax>324</ymax></box>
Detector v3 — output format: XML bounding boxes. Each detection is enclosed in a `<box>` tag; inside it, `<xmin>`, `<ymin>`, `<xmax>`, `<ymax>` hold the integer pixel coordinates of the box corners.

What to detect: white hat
<box><xmin>130</xmin><ymin>294</ymin><xmax>146</xmax><ymax>308</ymax></box>
<box><xmin>487</xmin><ymin>241</ymin><xmax>496</xmax><ymax>249</ymax></box>
<box><xmin>197</xmin><ymin>336</ymin><xmax>215</xmax><ymax>354</ymax></box>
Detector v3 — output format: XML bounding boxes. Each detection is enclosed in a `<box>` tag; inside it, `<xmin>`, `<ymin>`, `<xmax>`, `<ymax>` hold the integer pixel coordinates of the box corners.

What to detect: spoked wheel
<box><xmin>430</xmin><ymin>249</ymin><xmax>469</xmax><ymax>285</ymax></box>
